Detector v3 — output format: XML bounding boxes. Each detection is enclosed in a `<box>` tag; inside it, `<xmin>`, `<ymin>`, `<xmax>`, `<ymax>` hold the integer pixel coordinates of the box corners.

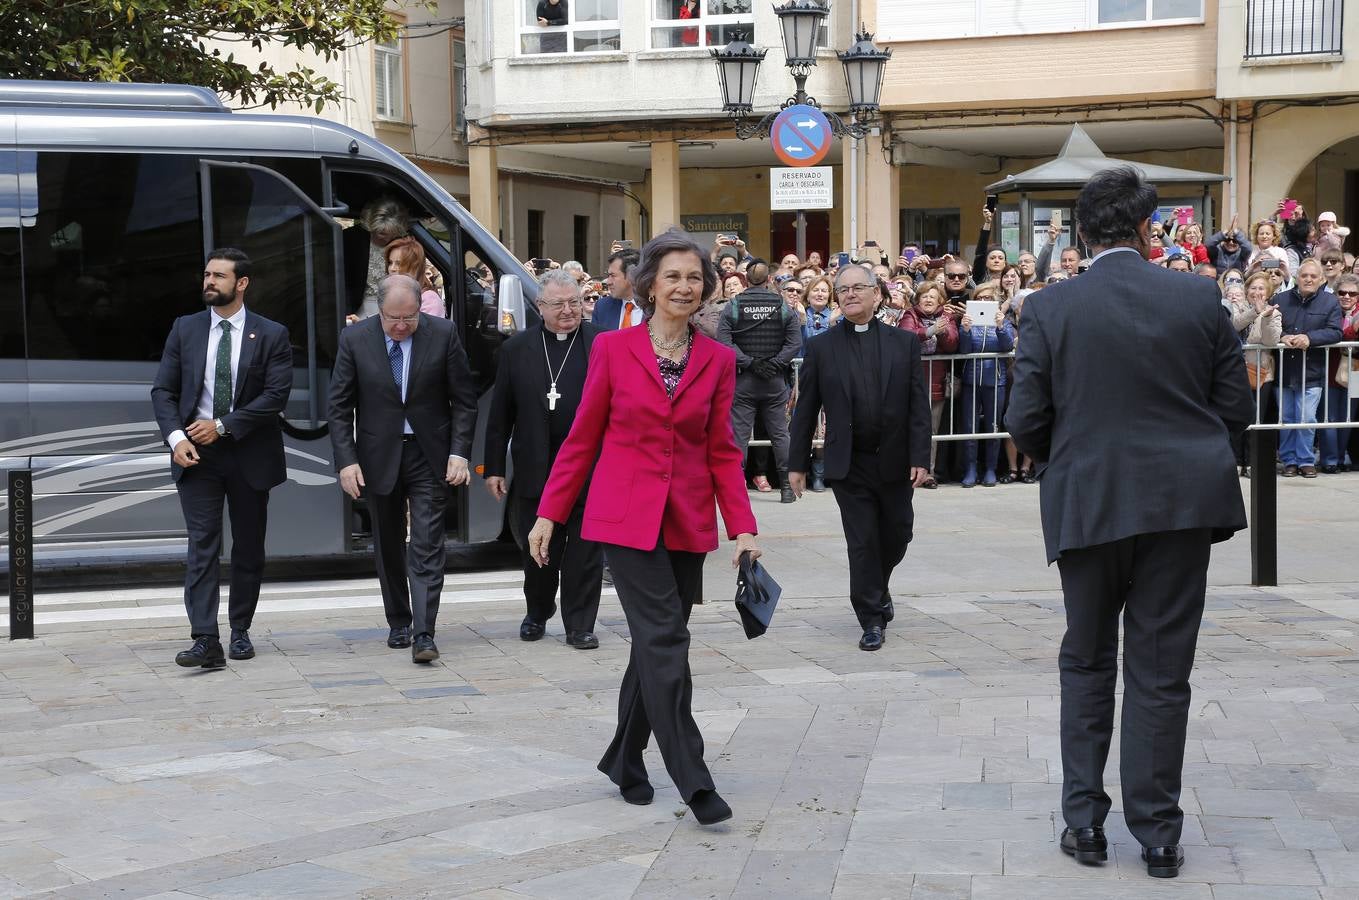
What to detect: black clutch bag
<box><xmin>734</xmin><ymin>552</ymin><xmax>781</xmax><ymax>639</ymax></box>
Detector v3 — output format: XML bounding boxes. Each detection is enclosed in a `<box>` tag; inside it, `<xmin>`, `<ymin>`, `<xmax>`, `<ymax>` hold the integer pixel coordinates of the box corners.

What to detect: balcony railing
<box><xmin>1245</xmin><ymin>0</ymin><xmax>1344</xmax><ymax>58</ymax></box>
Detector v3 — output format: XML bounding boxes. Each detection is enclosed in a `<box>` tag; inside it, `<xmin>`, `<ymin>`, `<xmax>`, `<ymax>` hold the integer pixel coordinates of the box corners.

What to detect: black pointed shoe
<box><xmin>1059</xmin><ymin>826</ymin><xmax>1108</xmax><ymax>864</ymax></box>
<box><xmin>859</xmin><ymin>626</ymin><xmax>884</xmax><ymax>651</ymax></box>
<box><xmin>227</xmin><ymin>628</ymin><xmax>255</xmax><ymax>660</ymax></box>
<box><xmin>620</xmin><ymin>781</ymin><xmax>654</xmax><ymax>806</ymax></box>
<box><xmin>176</xmin><ymin>636</ymin><xmax>225</xmax><ymax>669</ymax></box>
<box><xmin>1142</xmin><ymin>845</ymin><xmax>1184</xmax><ymax>878</ymax></box>
<box><xmin>520</xmin><ymin>617</ymin><xmax>546</xmax><ymax>641</ymax></box>
<box><xmin>411</xmin><ymin>633</ymin><xmax>440</xmax><ymax>663</ymax></box>
<box><xmin>566</xmin><ymin>631</ymin><xmax>599</xmax><ymax>650</ymax></box>
<box><xmin>689</xmin><ymin>789</ymin><xmax>732</xmax><ymax>825</ymax></box>
<box><xmin>387</xmin><ymin>625</ymin><xmax>412</xmax><ymax>648</ymax></box>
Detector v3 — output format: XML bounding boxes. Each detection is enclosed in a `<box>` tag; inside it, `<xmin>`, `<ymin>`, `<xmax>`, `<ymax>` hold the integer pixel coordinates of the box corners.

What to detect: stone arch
<box><xmin>1249</xmin><ymin>105</ymin><xmax>1359</xmax><ymax>225</ymax></box>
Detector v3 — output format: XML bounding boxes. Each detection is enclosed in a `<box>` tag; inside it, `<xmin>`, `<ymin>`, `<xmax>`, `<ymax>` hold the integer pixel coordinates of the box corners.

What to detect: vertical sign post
<box><xmin>9</xmin><ymin>470</ymin><xmax>34</xmax><ymax>639</ymax></box>
<box><xmin>771</xmin><ymin>104</ymin><xmax>832</xmax><ymax>264</ymax></box>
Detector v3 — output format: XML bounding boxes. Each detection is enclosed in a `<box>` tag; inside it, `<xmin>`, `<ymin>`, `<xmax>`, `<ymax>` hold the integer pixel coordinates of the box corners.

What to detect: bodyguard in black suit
<box><xmin>788</xmin><ymin>264</ymin><xmax>932</xmax><ymax>651</ymax></box>
<box><xmin>483</xmin><ymin>271</ymin><xmax>604</xmax><ymax>649</ymax></box>
<box><xmin>327</xmin><ymin>274</ymin><xmax>477</xmax><ymax>664</ymax></box>
<box><xmin>151</xmin><ymin>248</ymin><xmax>293</xmax><ymax>668</ymax></box>
<box><xmin>1008</xmin><ymin>166</ymin><xmax>1254</xmax><ymax>879</ymax></box>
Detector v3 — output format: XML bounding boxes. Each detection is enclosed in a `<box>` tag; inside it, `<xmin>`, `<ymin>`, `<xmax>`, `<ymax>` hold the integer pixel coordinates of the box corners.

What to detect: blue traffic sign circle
<box><xmin>771</xmin><ymin>104</ymin><xmax>832</xmax><ymax>167</ymax></box>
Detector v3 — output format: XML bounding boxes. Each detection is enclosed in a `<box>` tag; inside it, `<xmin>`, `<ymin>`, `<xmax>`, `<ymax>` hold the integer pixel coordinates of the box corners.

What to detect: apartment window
<box><xmin>519</xmin><ymin>0</ymin><xmax>621</xmax><ymax>55</ymax></box>
<box><xmin>573</xmin><ymin>215</ymin><xmax>590</xmax><ymax>264</ymax></box>
<box><xmin>451</xmin><ymin>37</ymin><xmax>467</xmax><ymax>139</ymax></box>
<box><xmin>1095</xmin><ymin>0</ymin><xmax>1202</xmax><ymax>25</ymax></box>
<box><xmin>650</xmin><ymin>0</ymin><xmax>755</xmax><ymax>50</ymax></box>
<box><xmin>374</xmin><ymin>35</ymin><xmax>405</xmax><ymax>120</ymax></box>
<box><xmin>527</xmin><ymin>209</ymin><xmax>546</xmax><ymax>259</ymax></box>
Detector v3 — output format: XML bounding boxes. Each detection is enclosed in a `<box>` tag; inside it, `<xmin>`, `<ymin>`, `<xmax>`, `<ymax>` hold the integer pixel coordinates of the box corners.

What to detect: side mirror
<box><xmin>497</xmin><ymin>274</ymin><xmax>526</xmax><ymax>335</ymax></box>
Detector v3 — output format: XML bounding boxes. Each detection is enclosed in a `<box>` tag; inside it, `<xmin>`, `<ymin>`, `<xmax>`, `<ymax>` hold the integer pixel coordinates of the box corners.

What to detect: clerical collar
<box><xmin>554</xmin><ymin>330</ymin><xmax>570</xmax><ymax>341</ymax></box>
<box><xmin>853</xmin><ymin>321</ymin><xmax>872</xmax><ymax>333</ymax></box>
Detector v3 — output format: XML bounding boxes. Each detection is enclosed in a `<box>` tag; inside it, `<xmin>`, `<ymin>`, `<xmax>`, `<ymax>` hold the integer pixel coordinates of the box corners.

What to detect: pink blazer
<box><xmin>537</xmin><ymin>324</ymin><xmax>758</xmax><ymax>553</ymax></box>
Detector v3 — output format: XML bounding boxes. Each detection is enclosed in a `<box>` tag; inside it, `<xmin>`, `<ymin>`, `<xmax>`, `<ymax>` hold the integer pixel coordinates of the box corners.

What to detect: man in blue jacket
<box><xmin>591</xmin><ymin>248</ymin><xmax>641</xmax><ymax>331</ymax></box>
<box><xmin>1274</xmin><ymin>257</ymin><xmax>1343</xmax><ymax>478</ymax></box>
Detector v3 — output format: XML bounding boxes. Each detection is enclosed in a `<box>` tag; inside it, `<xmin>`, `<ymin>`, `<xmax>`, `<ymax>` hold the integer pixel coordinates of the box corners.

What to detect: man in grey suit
<box><xmin>328</xmin><ymin>274</ymin><xmax>477</xmax><ymax>663</ymax></box>
<box><xmin>1008</xmin><ymin>166</ymin><xmax>1254</xmax><ymax>880</ymax></box>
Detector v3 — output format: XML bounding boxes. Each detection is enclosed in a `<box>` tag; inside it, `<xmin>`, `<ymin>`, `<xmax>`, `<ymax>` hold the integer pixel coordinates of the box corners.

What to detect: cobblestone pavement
<box><xmin>3</xmin><ymin>479</ymin><xmax>1359</xmax><ymax>898</ymax></box>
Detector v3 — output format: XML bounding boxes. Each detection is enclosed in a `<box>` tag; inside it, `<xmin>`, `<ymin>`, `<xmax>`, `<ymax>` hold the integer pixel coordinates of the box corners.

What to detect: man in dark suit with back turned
<box><xmin>328</xmin><ymin>274</ymin><xmax>477</xmax><ymax>664</ymax></box>
<box><xmin>1008</xmin><ymin>166</ymin><xmax>1254</xmax><ymax>879</ymax></box>
<box><xmin>483</xmin><ymin>270</ymin><xmax>604</xmax><ymax>649</ymax></box>
<box><xmin>787</xmin><ymin>263</ymin><xmax>933</xmax><ymax>652</ymax></box>
<box><xmin>152</xmin><ymin>248</ymin><xmax>293</xmax><ymax>668</ymax></box>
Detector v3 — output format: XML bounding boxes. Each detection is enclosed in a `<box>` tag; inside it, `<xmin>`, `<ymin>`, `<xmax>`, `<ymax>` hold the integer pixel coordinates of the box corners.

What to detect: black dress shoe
<box><xmin>620</xmin><ymin>782</ymin><xmax>654</xmax><ymax>805</ymax></box>
<box><xmin>689</xmin><ymin>789</ymin><xmax>732</xmax><ymax>825</ymax></box>
<box><xmin>520</xmin><ymin>617</ymin><xmax>546</xmax><ymax>641</ymax></box>
<box><xmin>1142</xmin><ymin>845</ymin><xmax>1184</xmax><ymax>878</ymax></box>
<box><xmin>175</xmin><ymin>636</ymin><xmax>225</xmax><ymax>669</ymax></box>
<box><xmin>810</xmin><ymin>473</ymin><xmax>825</xmax><ymax>492</ymax></box>
<box><xmin>387</xmin><ymin>625</ymin><xmax>412</xmax><ymax>649</ymax></box>
<box><xmin>859</xmin><ymin>626</ymin><xmax>884</xmax><ymax>651</ymax></box>
<box><xmin>411</xmin><ymin>633</ymin><xmax>439</xmax><ymax>663</ymax></box>
<box><xmin>566</xmin><ymin>631</ymin><xmax>600</xmax><ymax>650</ymax></box>
<box><xmin>1321</xmin><ymin>464</ymin><xmax>1338</xmax><ymax>475</ymax></box>
<box><xmin>227</xmin><ymin>628</ymin><xmax>255</xmax><ymax>660</ymax></box>
<box><xmin>1059</xmin><ymin>826</ymin><xmax>1108</xmax><ymax>864</ymax></box>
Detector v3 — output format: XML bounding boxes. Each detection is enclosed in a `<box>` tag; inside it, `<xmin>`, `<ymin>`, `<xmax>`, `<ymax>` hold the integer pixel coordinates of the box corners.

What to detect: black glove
<box><xmin>749</xmin><ymin>359</ymin><xmax>778</xmax><ymax>379</ymax></box>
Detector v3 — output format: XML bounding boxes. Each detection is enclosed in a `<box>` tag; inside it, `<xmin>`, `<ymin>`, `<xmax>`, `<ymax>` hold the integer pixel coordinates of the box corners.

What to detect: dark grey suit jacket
<box><xmin>150</xmin><ymin>309</ymin><xmax>292</xmax><ymax>490</ymax></box>
<box><xmin>1007</xmin><ymin>249</ymin><xmax>1254</xmax><ymax>563</ymax></box>
<box><xmin>327</xmin><ymin>315</ymin><xmax>478</xmax><ymax>496</ymax></box>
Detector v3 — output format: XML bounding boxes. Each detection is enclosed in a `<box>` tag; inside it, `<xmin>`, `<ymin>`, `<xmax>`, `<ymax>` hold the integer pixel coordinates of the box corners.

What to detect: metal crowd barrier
<box><xmin>744</xmin><ymin>343</ymin><xmax>1359</xmax><ymax>589</ymax></box>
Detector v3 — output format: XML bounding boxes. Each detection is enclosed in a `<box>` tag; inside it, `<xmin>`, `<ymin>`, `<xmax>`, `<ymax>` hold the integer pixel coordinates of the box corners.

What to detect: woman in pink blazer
<box><xmin>529</xmin><ymin>230</ymin><xmax>760</xmax><ymax>826</ymax></box>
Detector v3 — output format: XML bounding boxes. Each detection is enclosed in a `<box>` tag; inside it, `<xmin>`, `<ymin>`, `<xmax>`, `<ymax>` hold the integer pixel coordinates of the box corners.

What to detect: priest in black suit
<box><xmin>327</xmin><ymin>274</ymin><xmax>478</xmax><ymax>664</ymax></box>
<box><xmin>788</xmin><ymin>264</ymin><xmax>932</xmax><ymax>651</ymax></box>
<box><xmin>483</xmin><ymin>271</ymin><xmax>604</xmax><ymax>649</ymax></box>
<box><xmin>1008</xmin><ymin>166</ymin><xmax>1254</xmax><ymax>879</ymax></box>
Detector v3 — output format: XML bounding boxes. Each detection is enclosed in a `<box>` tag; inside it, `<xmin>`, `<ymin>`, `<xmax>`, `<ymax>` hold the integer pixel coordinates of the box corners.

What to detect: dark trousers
<box><xmin>1055</xmin><ymin>528</ymin><xmax>1212</xmax><ymax>848</ymax></box>
<box><xmin>828</xmin><ymin>450</ymin><xmax>914</xmax><ymax>630</ymax></box>
<box><xmin>370</xmin><ymin>439</ymin><xmax>449</xmax><ymax>637</ymax></box>
<box><xmin>509</xmin><ymin>491</ymin><xmax>602</xmax><ymax>634</ymax></box>
<box><xmin>961</xmin><ymin>381</ymin><xmax>1003</xmax><ymax>476</ymax></box>
<box><xmin>176</xmin><ymin>443</ymin><xmax>269</xmax><ymax>640</ymax></box>
<box><xmin>732</xmin><ymin>373</ymin><xmax>790</xmax><ymax>472</ymax></box>
<box><xmin>598</xmin><ymin>538</ymin><xmax>713</xmax><ymax>802</ymax></box>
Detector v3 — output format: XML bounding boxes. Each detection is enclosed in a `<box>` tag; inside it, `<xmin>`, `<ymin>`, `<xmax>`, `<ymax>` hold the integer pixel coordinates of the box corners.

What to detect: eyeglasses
<box><xmin>1323</xmin><ymin>258</ymin><xmax>1344</xmax><ymax>266</ymax></box>
<box><xmin>1337</xmin><ymin>289</ymin><xmax>1359</xmax><ymax>297</ymax></box>
<box><xmin>1225</xmin><ymin>277</ymin><xmax>1244</xmax><ymax>285</ymax></box>
<box><xmin>379</xmin><ymin>312</ymin><xmax>420</xmax><ymax>325</ymax></box>
<box><xmin>945</xmin><ymin>272</ymin><xmax>968</xmax><ymax>280</ymax></box>
<box><xmin>783</xmin><ymin>286</ymin><xmax>803</xmax><ymax>293</ymax></box>
<box><xmin>834</xmin><ymin>283</ymin><xmax>874</xmax><ymax>297</ymax></box>
<box><xmin>538</xmin><ymin>299</ymin><xmax>584</xmax><ymax>311</ymax></box>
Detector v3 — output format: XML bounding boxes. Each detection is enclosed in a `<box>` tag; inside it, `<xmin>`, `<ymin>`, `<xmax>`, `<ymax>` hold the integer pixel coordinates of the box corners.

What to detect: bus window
<box><xmin>20</xmin><ymin>152</ymin><xmax>204</xmax><ymax>363</ymax></box>
<box><xmin>0</xmin><ymin>152</ymin><xmax>22</xmax><ymax>361</ymax></box>
<box><xmin>202</xmin><ymin>161</ymin><xmax>340</xmax><ymax>431</ymax></box>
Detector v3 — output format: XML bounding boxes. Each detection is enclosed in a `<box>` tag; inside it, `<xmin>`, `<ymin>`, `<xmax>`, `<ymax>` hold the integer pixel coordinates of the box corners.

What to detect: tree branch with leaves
<box><xmin>1</xmin><ymin>0</ymin><xmax>408</xmax><ymax>112</ymax></box>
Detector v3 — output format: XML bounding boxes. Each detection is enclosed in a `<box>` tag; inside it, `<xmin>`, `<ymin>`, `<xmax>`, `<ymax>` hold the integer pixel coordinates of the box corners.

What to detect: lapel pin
<box><xmin>249</xmin><ymin>333</ymin><xmax>256</xmax><ymax>339</ymax></box>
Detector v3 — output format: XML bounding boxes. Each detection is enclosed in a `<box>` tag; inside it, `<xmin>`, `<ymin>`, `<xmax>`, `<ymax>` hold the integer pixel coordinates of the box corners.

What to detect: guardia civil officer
<box><xmin>716</xmin><ymin>259</ymin><xmax>803</xmax><ymax>503</ymax></box>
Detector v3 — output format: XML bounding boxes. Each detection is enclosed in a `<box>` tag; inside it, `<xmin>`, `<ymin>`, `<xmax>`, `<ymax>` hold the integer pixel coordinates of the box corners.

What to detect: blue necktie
<box><xmin>389</xmin><ymin>340</ymin><xmax>403</xmax><ymax>398</ymax></box>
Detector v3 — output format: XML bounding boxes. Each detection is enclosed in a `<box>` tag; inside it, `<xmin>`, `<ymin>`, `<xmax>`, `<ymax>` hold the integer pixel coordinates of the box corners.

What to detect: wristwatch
<box><xmin>214</xmin><ymin>418</ymin><xmax>227</xmax><ymax>437</ymax></box>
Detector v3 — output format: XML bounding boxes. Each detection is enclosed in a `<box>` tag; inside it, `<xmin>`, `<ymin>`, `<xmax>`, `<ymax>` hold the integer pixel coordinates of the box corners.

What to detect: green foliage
<box><xmin>0</xmin><ymin>0</ymin><xmax>406</xmax><ymax>111</ymax></box>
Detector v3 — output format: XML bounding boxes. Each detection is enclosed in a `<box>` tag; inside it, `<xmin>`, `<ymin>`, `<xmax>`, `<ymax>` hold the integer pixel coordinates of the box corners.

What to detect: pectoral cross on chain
<box><xmin>546</xmin><ymin>383</ymin><xmax>561</xmax><ymax>411</ymax></box>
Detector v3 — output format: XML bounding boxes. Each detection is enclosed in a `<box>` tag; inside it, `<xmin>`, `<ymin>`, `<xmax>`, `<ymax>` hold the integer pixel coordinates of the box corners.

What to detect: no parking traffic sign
<box><xmin>770</xmin><ymin>104</ymin><xmax>832</xmax><ymax>167</ymax></box>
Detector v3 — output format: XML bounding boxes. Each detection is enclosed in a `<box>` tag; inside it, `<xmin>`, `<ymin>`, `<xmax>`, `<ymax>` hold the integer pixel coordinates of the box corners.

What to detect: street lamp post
<box><xmin>711</xmin><ymin>1</ymin><xmax>890</xmax><ymax>259</ymax></box>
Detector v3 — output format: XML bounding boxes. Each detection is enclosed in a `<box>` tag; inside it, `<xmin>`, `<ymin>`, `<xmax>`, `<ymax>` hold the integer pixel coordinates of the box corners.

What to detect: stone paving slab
<box><xmin>3</xmin><ymin>482</ymin><xmax>1359</xmax><ymax>897</ymax></box>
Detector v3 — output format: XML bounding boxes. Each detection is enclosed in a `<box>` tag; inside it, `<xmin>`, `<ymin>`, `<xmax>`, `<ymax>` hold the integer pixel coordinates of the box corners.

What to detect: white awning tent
<box><xmin>984</xmin><ymin>124</ymin><xmax>1228</xmax><ymax>248</ymax></box>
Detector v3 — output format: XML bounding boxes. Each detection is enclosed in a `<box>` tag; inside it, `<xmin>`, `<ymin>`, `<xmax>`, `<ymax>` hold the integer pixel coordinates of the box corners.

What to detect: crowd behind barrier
<box><xmin>530</xmin><ymin>196</ymin><xmax>1358</xmax><ymax>488</ymax></box>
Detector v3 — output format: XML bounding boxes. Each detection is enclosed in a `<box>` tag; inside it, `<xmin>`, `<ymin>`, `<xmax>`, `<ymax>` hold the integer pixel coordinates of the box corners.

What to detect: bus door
<box><xmin>199</xmin><ymin>160</ymin><xmax>346</xmax><ymax>558</ymax></box>
<box><xmin>0</xmin><ymin>145</ymin><xmax>30</xmax><ymax>533</ymax></box>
